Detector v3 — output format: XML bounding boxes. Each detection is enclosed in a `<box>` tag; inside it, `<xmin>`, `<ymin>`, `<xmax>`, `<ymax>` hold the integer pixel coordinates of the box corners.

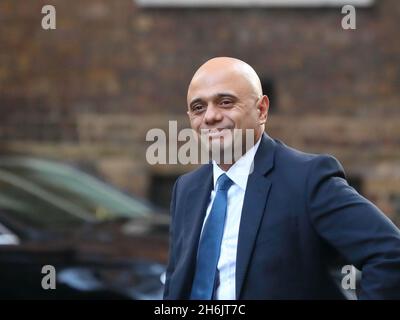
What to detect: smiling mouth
<box><xmin>202</xmin><ymin>128</ymin><xmax>232</xmax><ymax>139</ymax></box>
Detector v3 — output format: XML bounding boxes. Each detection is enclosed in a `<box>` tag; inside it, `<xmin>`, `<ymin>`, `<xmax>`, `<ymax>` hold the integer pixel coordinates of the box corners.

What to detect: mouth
<box><xmin>202</xmin><ymin>128</ymin><xmax>232</xmax><ymax>139</ymax></box>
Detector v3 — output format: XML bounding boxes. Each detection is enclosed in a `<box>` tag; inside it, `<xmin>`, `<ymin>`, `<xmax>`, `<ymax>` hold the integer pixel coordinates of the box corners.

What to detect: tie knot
<box><xmin>216</xmin><ymin>173</ymin><xmax>233</xmax><ymax>191</ymax></box>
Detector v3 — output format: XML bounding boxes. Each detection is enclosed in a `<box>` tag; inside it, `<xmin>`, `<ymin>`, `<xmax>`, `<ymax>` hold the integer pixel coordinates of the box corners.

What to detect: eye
<box><xmin>191</xmin><ymin>104</ymin><xmax>205</xmax><ymax>113</ymax></box>
<box><xmin>220</xmin><ymin>100</ymin><xmax>233</xmax><ymax>106</ymax></box>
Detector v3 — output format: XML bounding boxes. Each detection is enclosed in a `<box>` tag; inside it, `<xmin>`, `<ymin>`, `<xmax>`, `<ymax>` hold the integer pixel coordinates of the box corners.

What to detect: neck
<box><xmin>216</xmin><ymin>133</ymin><xmax>262</xmax><ymax>172</ymax></box>
<box><xmin>218</xmin><ymin>162</ymin><xmax>233</xmax><ymax>172</ymax></box>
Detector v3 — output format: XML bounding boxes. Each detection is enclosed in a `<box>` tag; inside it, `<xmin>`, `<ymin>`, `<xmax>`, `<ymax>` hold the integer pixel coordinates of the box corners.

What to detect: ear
<box><xmin>257</xmin><ymin>95</ymin><xmax>269</xmax><ymax>125</ymax></box>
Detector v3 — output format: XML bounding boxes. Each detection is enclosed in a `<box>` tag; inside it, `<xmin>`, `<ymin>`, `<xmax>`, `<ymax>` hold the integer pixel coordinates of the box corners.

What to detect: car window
<box><xmin>0</xmin><ymin>158</ymin><xmax>153</xmax><ymax>222</ymax></box>
<box><xmin>0</xmin><ymin>171</ymin><xmax>89</xmax><ymax>229</ymax></box>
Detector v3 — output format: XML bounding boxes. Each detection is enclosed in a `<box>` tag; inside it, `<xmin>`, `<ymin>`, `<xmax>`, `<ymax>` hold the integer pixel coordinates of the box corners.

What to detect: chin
<box><xmin>207</xmin><ymin>138</ymin><xmax>235</xmax><ymax>163</ymax></box>
<box><xmin>210</xmin><ymin>136</ymin><xmax>233</xmax><ymax>149</ymax></box>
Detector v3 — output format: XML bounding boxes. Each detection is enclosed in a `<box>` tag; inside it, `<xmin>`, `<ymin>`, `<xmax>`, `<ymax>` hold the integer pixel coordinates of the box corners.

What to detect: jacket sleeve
<box><xmin>307</xmin><ymin>155</ymin><xmax>400</xmax><ymax>299</ymax></box>
<box><xmin>163</xmin><ymin>176</ymin><xmax>180</xmax><ymax>299</ymax></box>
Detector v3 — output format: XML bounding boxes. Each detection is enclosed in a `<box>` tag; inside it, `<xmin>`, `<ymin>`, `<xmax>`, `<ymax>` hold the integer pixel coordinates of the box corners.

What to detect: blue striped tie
<box><xmin>190</xmin><ymin>173</ymin><xmax>233</xmax><ymax>299</ymax></box>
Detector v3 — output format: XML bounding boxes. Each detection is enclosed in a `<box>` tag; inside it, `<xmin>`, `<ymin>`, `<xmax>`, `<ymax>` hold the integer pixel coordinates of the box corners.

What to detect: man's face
<box><xmin>187</xmin><ymin>68</ymin><xmax>266</xmax><ymax>157</ymax></box>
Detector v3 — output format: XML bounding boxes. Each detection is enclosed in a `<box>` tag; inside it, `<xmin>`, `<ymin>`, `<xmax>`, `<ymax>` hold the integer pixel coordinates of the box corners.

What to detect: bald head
<box><xmin>186</xmin><ymin>57</ymin><xmax>269</xmax><ymax>170</ymax></box>
<box><xmin>187</xmin><ymin>57</ymin><xmax>263</xmax><ymax>104</ymax></box>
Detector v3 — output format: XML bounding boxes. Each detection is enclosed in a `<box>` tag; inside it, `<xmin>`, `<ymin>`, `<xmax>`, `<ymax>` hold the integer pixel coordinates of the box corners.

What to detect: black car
<box><xmin>0</xmin><ymin>156</ymin><xmax>169</xmax><ymax>299</ymax></box>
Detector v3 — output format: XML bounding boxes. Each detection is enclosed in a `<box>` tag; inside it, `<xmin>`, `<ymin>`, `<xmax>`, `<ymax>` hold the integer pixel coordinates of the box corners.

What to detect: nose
<box><xmin>204</xmin><ymin>103</ymin><xmax>223</xmax><ymax>126</ymax></box>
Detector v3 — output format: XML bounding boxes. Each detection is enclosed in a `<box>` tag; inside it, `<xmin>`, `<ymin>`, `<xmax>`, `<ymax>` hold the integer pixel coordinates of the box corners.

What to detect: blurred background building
<box><xmin>0</xmin><ymin>0</ymin><xmax>399</xmax><ymax>225</ymax></box>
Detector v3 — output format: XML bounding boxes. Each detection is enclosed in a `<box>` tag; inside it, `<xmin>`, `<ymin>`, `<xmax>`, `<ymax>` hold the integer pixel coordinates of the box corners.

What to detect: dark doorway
<box><xmin>260</xmin><ymin>78</ymin><xmax>276</xmax><ymax>113</ymax></box>
<box><xmin>149</xmin><ymin>174</ymin><xmax>180</xmax><ymax>211</ymax></box>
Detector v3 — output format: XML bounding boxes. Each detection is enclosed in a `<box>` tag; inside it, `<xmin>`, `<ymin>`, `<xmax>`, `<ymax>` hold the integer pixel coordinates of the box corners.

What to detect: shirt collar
<box><xmin>212</xmin><ymin>136</ymin><xmax>262</xmax><ymax>191</ymax></box>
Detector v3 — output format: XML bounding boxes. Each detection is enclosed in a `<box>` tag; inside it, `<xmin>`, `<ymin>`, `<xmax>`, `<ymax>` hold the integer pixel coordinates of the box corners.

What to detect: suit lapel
<box><xmin>236</xmin><ymin>133</ymin><xmax>276</xmax><ymax>299</ymax></box>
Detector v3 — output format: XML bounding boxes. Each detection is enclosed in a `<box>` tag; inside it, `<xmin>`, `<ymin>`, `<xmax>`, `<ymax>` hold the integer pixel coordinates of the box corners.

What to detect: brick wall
<box><xmin>0</xmin><ymin>0</ymin><xmax>399</xmax><ymax>222</ymax></box>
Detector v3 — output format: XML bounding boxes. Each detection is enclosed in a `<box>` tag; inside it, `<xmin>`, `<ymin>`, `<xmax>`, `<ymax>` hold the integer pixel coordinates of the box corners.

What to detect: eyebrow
<box><xmin>189</xmin><ymin>93</ymin><xmax>238</xmax><ymax>108</ymax></box>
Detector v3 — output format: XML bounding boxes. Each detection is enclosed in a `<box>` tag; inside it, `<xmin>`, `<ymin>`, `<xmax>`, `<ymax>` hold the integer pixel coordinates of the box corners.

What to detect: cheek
<box><xmin>226</xmin><ymin>109</ymin><xmax>242</xmax><ymax>125</ymax></box>
<box><xmin>190</xmin><ymin>117</ymin><xmax>202</xmax><ymax>130</ymax></box>
<box><xmin>229</xmin><ymin>109</ymin><xmax>253</xmax><ymax>128</ymax></box>
<box><xmin>243</xmin><ymin>110</ymin><xmax>259</xmax><ymax>127</ymax></box>
<box><xmin>234</xmin><ymin>119</ymin><xmax>256</xmax><ymax>132</ymax></box>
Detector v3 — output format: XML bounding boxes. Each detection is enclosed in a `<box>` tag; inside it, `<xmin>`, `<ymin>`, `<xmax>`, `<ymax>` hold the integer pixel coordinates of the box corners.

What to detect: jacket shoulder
<box><xmin>174</xmin><ymin>163</ymin><xmax>212</xmax><ymax>189</ymax></box>
<box><xmin>273</xmin><ymin>139</ymin><xmax>342</xmax><ymax>170</ymax></box>
<box><xmin>270</xmin><ymin>139</ymin><xmax>346</xmax><ymax>188</ymax></box>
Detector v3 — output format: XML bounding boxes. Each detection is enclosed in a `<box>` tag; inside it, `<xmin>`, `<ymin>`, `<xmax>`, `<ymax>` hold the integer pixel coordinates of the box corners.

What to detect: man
<box><xmin>163</xmin><ymin>57</ymin><xmax>400</xmax><ymax>299</ymax></box>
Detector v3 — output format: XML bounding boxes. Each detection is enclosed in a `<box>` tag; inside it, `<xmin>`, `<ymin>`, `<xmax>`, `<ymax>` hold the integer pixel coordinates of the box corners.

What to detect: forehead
<box><xmin>187</xmin><ymin>69</ymin><xmax>253</xmax><ymax>103</ymax></box>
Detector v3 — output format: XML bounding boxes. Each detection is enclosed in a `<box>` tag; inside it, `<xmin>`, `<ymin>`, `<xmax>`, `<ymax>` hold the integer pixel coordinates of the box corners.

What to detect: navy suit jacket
<box><xmin>164</xmin><ymin>133</ymin><xmax>400</xmax><ymax>299</ymax></box>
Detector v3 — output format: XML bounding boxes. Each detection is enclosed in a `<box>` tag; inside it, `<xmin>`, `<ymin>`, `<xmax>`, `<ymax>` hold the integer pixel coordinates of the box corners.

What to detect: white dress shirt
<box><xmin>200</xmin><ymin>137</ymin><xmax>261</xmax><ymax>300</ymax></box>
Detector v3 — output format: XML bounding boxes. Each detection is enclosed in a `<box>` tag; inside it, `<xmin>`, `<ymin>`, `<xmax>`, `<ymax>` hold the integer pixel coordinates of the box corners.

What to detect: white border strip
<box><xmin>135</xmin><ymin>0</ymin><xmax>374</xmax><ymax>8</ymax></box>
